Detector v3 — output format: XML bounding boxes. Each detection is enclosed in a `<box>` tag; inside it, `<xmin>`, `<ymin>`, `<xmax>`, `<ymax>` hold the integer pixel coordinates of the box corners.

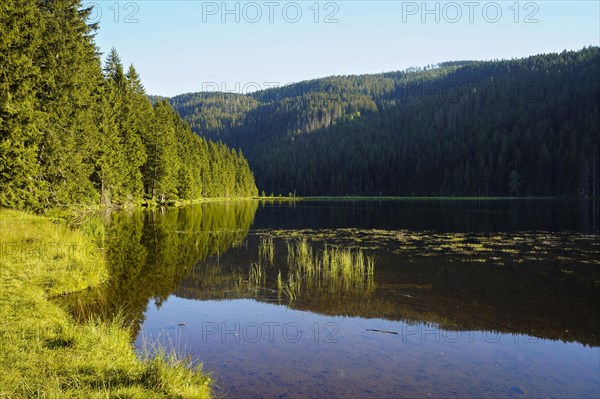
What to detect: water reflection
<box><xmin>176</xmin><ymin>228</ymin><xmax>599</xmax><ymax>347</ymax></box>
<box><xmin>59</xmin><ymin>200</ymin><xmax>599</xmax><ymax>398</ymax></box>
<box><xmin>137</xmin><ymin>298</ymin><xmax>600</xmax><ymax>399</ymax></box>
<box><xmin>253</xmin><ymin>199</ymin><xmax>599</xmax><ymax>233</ymax></box>
<box><xmin>62</xmin><ymin>200</ymin><xmax>599</xmax><ymax>345</ymax></box>
<box><xmin>62</xmin><ymin>201</ymin><xmax>258</xmax><ymax>334</ymax></box>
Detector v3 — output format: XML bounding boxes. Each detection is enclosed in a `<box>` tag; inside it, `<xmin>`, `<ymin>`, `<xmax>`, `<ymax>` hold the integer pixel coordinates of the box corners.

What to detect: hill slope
<box><xmin>170</xmin><ymin>48</ymin><xmax>600</xmax><ymax>197</ymax></box>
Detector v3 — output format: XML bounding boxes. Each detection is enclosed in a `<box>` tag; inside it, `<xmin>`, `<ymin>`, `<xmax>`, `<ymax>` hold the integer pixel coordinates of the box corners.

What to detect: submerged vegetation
<box><xmin>0</xmin><ymin>208</ymin><xmax>212</xmax><ymax>398</ymax></box>
<box><xmin>212</xmin><ymin>235</ymin><xmax>377</xmax><ymax>303</ymax></box>
<box><xmin>283</xmin><ymin>239</ymin><xmax>375</xmax><ymax>300</ymax></box>
<box><xmin>258</xmin><ymin>236</ymin><xmax>275</xmax><ymax>265</ymax></box>
<box><xmin>265</xmin><ymin>228</ymin><xmax>600</xmax><ymax>266</ymax></box>
<box><xmin>248</xmin><ymin>262</ymin><xmax>266</xmax><ymax>291</ymax></box>
<box><xmin>255</xmin><ymin>237</ymin><xmax>376</xmax><ymax>302</ymax></box>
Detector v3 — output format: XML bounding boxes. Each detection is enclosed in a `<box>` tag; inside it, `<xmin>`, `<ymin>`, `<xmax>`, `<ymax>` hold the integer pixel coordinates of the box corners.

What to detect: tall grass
<box><xmin>0</xmin><ymin>208</ymin><xmax>212</xmax><ymax>398</ymax></box>
<box><xmin>258</xmin><ymin>236</ymin><xmax>275</xmax><ymax>265</ymax></box>
<box><xmin>240</xmin><ymin>236</ymin><xmax>376</xmax><ymax>303</ymax></box>
<box><xmin>248</xmin><ymin>262</ymin><xmax>265</xmax><ymax>290</ymax></box>
<box><xmin>275</xmin><ymin>238</ymin><xmax>375</xmax><ymax>302</ymax></box>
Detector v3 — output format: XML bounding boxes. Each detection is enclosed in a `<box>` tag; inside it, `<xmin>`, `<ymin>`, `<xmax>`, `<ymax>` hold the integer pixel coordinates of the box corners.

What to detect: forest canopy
<box><xmin>170</xmin><ymin>47</ymin><xmax>600</xmax><ymax>197</ymax></box>
<box><xmin>0</xmin><ymin>0</ymin><xmax>257</xmax><ymax>211</ymax></box>
<box><xmin>2</xmin><ymin>1</ymin><xmax>597</xmax><ymax>204</ymax></box>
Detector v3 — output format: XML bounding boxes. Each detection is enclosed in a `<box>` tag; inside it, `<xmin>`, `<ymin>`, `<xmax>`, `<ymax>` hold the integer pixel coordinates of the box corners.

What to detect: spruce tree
<box><xmin>0</xmin><ymin>0</ymin><xmax>45</xmax><ymax>209</ymax></box>
<box><xmin>36</xmin><ymin>0</ymin><xmax>103</xmax><ymax>206</ymax></box>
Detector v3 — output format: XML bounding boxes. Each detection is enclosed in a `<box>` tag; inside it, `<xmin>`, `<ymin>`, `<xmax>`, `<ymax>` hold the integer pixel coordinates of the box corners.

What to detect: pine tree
<box><xmin>36</xmin><ymin>0</ymin><xmax>103</xmax><ymax>206</ymax></box>
<box><xmin>147</xmin><ymin>100</ymin><xmax>180</xmax><ymax>201</ymax></box>
<box><xmin>0</xmin><ymin>0</ymin><xmax>45</xmax><ymax>209</ymax></box>
<box><xmin>509</xmin><ymin>170</ymin><xmax>521</xmax><ymax>196</ymax></box>
<box><xmin>96</xmin><ymin>49</ymin><xmax>128</xmax><ymax>204</ymax></box>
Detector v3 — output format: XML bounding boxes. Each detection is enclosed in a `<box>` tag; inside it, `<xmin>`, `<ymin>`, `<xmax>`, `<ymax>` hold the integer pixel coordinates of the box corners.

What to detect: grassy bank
<box><xmin>0</xmin><ymin>208</ymin><xmax>211</xmax><ymax>398</ymax></box>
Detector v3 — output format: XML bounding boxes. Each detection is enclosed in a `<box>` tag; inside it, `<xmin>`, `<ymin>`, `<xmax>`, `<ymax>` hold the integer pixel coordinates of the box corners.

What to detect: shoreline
<box><xmin>0</xmin><ymin>208</ymin><xmax>212</xmax><ymax>398</ymax></box>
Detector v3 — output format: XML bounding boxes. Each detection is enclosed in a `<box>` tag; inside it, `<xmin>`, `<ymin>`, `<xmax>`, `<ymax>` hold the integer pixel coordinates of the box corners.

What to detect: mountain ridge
<box><xmin>166</xmin><ymin>47</ymin><xmax>600</xmax><ymax>197</ymax></box>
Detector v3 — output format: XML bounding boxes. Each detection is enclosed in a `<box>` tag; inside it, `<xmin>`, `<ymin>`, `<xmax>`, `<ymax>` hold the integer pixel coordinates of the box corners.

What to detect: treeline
<box><xmin>66</xmin><ymin>201</ymin><xmax>258</xmax><ymax>335</ymax></box>
<box><xmin>169</xmin><ymin>93</ymin><xmax>261</xmax><ymax>140</ymax></box>
<box><xmin>169</xmin><ymin>68</ymin><xmax>455</xmax><ymax>145</ymax></box>
<box><xmin>170</xmin><ymin>48</ymin><xmax>599</xmax><ymax>197</ymax></box>
<box><xmin>0</xmin><ymin>0</ymin><xmax>257</xmax><ymax>211</ymax></box>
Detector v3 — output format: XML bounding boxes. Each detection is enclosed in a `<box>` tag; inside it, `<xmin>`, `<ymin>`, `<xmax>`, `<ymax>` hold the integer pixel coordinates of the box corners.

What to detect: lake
<box><xmin>63</xmin><ymin>199</ymin><xmax>600</xmax><ymax>398</ymax></box>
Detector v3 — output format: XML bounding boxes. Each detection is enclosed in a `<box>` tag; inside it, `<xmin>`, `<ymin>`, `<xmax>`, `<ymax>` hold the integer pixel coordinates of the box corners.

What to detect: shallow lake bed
<box><xmin>63</xmin><ymin>199</ymin><xmax>600</xmax><ymax>398</ymax></box>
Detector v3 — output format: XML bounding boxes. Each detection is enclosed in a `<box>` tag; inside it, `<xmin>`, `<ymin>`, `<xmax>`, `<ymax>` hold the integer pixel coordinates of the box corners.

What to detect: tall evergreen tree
<box><xmin>35</xmin><ymin>0</ymin><xmax>103</xmax><ymax>206</ymax></box>
<box><xmin>96</xmin><ymin>50</ymin><xmax>148</xmax><ymax>205</ymax></box>
<box><xmin>0</xmin><ymin>0</ymin><xmax>267</xmax><ymax>210</ymax></box>
<box><xmin>0</xmin><ymin>0</ymin><xmax>45</xmax><ymax>209</ymax></box>
<box><xmin>147</xmin><ymin>100</ymin><xmax>180</xmax><ymax>200</ymax></box>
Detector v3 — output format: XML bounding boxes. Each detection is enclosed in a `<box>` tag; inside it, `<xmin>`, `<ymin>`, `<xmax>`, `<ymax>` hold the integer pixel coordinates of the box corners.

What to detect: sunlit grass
<box><xmin>0</xmin><ymin>208</ymin><xmax>211</xmax><ymax>398</ymax></box>
<box><xmin>258</xmin><ymin>236</ymin><xmax>274</xmax><ymax>265</ymax></box>
<box><xmin>248</xmin><ymin>262</ymin><xmax>265</xmax><ymax>290</ymax></box>
<box><xmin>282</xmin><ymin>271</ymin><xmax>300</xmax><ymax>302</ymax></box>
<box><xmin>275</xmin><ymin>238</ymin><xmax>376</xmax><ymax>302</ymax></box>
<box><xmin>277</xmin><ymin>270</ymin><xmax>283</xmax><ymax>301</ymax></box>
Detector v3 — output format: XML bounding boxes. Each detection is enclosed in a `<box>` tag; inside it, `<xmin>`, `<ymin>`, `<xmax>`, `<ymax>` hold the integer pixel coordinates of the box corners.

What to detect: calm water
<box><xmin>64</xmin><ymin>199</ymin><xmax>600</xmax><ymax>398</ymax></box>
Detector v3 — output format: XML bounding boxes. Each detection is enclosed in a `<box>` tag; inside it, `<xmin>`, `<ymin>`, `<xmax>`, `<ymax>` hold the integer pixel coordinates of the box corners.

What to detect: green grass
<box><xmin>248</xmin><ymin>262</ymin><xmax>265</xmax><ymax>290</ymax></box>
<box><xmin>0</xmin><ymin>208</ymin><xmax>212</xmax><ymax>398</ymax></box>
<box><xmin>258</xmin><ymin>236</ymin><xmax>275</xmax><ymax>266</ymax></box>
<box><xmin>278</xmin><ymin>238</ymin><xmax>375</xmax><ymax>302</ymax></box>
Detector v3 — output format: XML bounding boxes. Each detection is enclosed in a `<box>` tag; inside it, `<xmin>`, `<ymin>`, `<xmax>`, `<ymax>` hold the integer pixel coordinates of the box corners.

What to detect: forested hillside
<box><xmin>171</xmin><ymin>48</ymin><xmax>599</xmax><ymax>197</ymax></box>
<box><xmin>0</xmin><ymin>0</ymin><xmax>257</xmax><ymax>211</ymax></box>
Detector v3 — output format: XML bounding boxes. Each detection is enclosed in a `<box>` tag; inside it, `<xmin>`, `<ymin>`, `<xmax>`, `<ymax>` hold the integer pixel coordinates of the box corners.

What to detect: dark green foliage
<box><xmin>0</xmin><ymin>2</ymin><xmax>257</xmax><ymax>210</ymax></box>
<box><xmin>35</xmin><ymin>0</ymin><xmax>103</xmax><ymax>207</ymax></box>
<box><xmin>172</xmin><ymin>47</ymin><xmax>600</xmax><ymax>197</ymax></box>
<box><xmin>0</xmin><ymin>0</ymin><xmax>45</xmax><ymax>209</ymax></box>
<box><xmin>140</xmin><ymin>99</ymin><xmax>258</xmax><ymax>201</ymax></box>
<box><xmin>169</xmin><ymin>93</ymin><xmax>260</xmax><ymax>140</ymax></box>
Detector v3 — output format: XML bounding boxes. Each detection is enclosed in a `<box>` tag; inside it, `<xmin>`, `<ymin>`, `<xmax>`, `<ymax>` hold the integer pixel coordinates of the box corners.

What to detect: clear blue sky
<box><xmin>89</xmin><ymin>1</ymin><xmax>600</xmax><ymax>96</ymax></box>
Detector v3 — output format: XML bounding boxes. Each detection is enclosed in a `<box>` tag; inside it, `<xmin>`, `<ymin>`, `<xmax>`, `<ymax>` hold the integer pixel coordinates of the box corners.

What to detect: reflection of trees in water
<box><xmin>176</xmin><ymin>229</ymin><xmax>600</xmax><ymax>347</ymax></box>
<box><xmin>62</xmin><ymin>201</ymin><xmax>258</xmax><ymax>336</ymax></box>
<box><xmin>62</xmin><ymin>214</ymin><xmax>600</xmax><ymax>347</ymax></box>
<box><xmin>176</xmin><ymin>236</ymin><xmax>377</xmax><ymax>305</ymax></box>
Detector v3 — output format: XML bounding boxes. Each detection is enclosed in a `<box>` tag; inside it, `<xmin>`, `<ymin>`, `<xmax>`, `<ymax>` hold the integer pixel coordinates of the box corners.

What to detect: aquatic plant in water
<box><xmin>272</xmin><ymin>238</ymin><xmax>375</xmax><ymax>302</ymax></box>
<box><xmin>258</xmin><ymin>236</ymin><xmax>275</xmax><ymax>265</ymax></box>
